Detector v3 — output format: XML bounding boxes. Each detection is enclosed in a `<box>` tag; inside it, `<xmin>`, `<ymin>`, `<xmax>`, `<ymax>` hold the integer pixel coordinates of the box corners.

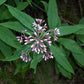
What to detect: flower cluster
<box><xmin>17</xmin><ymin>19</ymin><xmax>60</xmax><ymax>62</ymax></box>
<box><xmin>43</xmin><ymin>52</ymin><xmax>53</xmax><ymax>61</ymax></box>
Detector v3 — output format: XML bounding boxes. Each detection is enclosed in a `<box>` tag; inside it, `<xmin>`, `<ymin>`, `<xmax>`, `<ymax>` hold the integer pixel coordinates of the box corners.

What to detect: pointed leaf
<box><xmin>58</xmin><ymin>25</ymin><xmax>84</xmax><ymax>36</ymax></box>
<box><xmin>0</xmin><ymin>40</ymin><xmax>12</xmax><ymax>57</ymax></box>
<box><xmin>50</xmin><ymin>45</ymin><xmax>74</xmax><ymax>73</ymax></box>
<box><xmin>30</xmin><ymin>54</ymin><xmax>43</xmax><ymax>73</ymax></box>
<box><xmin>16</xmin><ymin>2</ymin><xmax>29</xmax><ymax>10</ymax></box>
<box><xmin>76</xmin><ymin>35</ymin><xmax>84</xmax><ymax>43</ymax></box>
<box><xmin>0</xmin><ymin>21</ymin><xmax>27</xmax><ymax>32</ymax></box>
<box><xmin>0</xmin><ymin>26</ymin><xmax>20</xmax><ymax>48</ymax></box>
<box><xmin>48</xmin><ymin>0</ymin><xmax>61</xmax><ymax>29</ymax></box>
<box><xmin>57</xmin><ymin>63</ymin><xmax>72</xmax><ymax>79</ymax></box>
<box><xmin>0</xmin><ymin>0</ymin><xmax>6</xmax><ymax>6</ymax></box>
<box><xmin>75</xmin><ymin>28</ymin><xmax>84</xmax><ymax>35</ymax></box>
<box><xmin>41</xmin><ymin>1</ymin><xmax>48</xmax><ymax>12</ymax></box>
<box><xmin>79</xmin><ymin>18</ymin><xmax>84</xmax><ymax>24</ymax></box>
<box><xmin>14</xmin><ymin>60</ymin><xmax>29</xmax><ymax>75</ymax></box>
<box><xmin>1</xmin><ymin>45</ymin><xmax>30</xmax><ymax>61</ymax></box>
<box><xmin>58</xmin><ymin>38</ymin><xmax>84</xmax><ymax>66</ymax></box>
<box><xmin>0</xmin><ymin>8</ymin><xmax>12</xmax><ymax>21</ymax></box>
<box><xmin>6</xmin><ymin>5</ymin><xmax>34</xmax><ymax>31</ymax></box>
<box><xmin>14</xmin><ymin>0</ymin><xmax>19</xmax><ymax>5</ymax></box>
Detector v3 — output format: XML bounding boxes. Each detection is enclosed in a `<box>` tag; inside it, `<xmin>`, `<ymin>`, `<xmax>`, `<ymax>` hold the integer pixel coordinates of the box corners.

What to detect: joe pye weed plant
<box><xmin>0</xmin><ymin>0</ymin><xmax>84</xmax><ymax>80</ymax></box>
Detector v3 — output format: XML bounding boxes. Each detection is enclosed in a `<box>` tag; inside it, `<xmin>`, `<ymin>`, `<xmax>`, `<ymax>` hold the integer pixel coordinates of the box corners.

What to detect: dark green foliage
<box><xmin>0</xmin><ymin>0</ymin><xmax>84</xmax><ymax>83</ymax></box>
<box><xmin>0</xmin><ymin>0</ymin><xmax>6</xmax><ymax>6</ymax></box>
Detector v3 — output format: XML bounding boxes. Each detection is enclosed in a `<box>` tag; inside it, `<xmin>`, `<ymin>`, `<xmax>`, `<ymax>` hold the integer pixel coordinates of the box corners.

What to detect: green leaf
<box><xmin>6</xmin><ymin>5</ymin><xmax>34</xmax><ymax>31</ymax></box>
<box><xmin>41</xmin><ymin>1</ymin><xmax>48</xmax><ymax>12</ymax></box>
<box><xmin>0</xmin><ymin>26</ymin><xmax>20</xmax><ymax>48</ymax></box>
<box><xmin>58</xmin><ymin>38</ymin><xmax>84</xmax><ymax>66</ymax></box>
<box><xmin>0</xmin><ymin>40</ymin><xmax>12</xmax><ymax>57</ymax></box>
<box><xmin>0</xmin><ymin>7</ymin><xmax>12</xmax><ymax>21</ymax></box>
<box><xmin>0</xmin><ymin>6</ymin><xmax>12</xmax><ymax>21</ymax></box>
<box><xmin>76</xmin><ymin>35</ymin><xmax>84</xmax><ymax>43</ymax></box>
<box><xmin>0</xmin><ymin>52</ymin><xmax>4</xmax><ymax>59</ymax></box>
<box><xmin>14</xmin><ymin>0</ymin><xmax>19</xmax><ymax>6</ymax></box>
<box><xmin>48</xmin><ymin>0</ymin><xmax>61</xmax><ymax>29</ymax></box>
<box><xmin>14</xmin><ymin>60</ymin><xmax>29</xmax><ymax>75</ymax></box>
<box><xmin>75</xmin><ymin>19</ymin><xmax>84</xmax><ymax>35</ymax></box>
<box><xmin>55</xmin><ymin>63</ymin><xmax>60</xmax><ymax>74</ymax></box>
<box><xmin>1</xmin><ymin>45</ymin><xmax>30</xmax><ymax>61</ymax></box>
<box><xmin>50</xmin><ymin>45</ymin><xmax>74</xmax><ymax>73</ymax></box>
<box><xmin>79</xmin><ymin>17</ymin><xmax>84</xmax><ymax>24</ymax></box>
<box><xmin>0</xmin><ymin>0</ymin><xmax>6</xmax><ymax>6</ymax></box>
<box><xmin>0</xmin><ymin>21</ymin><xmax>27</xmax><ymax>32</ymax></box>
<box><xmin>59</xmin><ymin>45</ymin><xmax>70</xmax><ymax>58</ymax></box>
<box><xmin>30</xmin><ymin>54</ymin><xmax>43</xmax><ymax>73</ymax></box>
<box><xmin>14</xmin><ymin>61</ymin><xmax>22</xmax><ymax>75</ymax></box>
<box><xmin>59</xmin><ymin>24</ymin><xmax>84</xmax><ymax>36</ymax></box>
<box><xmin>17</xmin><ymin>2</ymin><xmax>29</xmax><ymax>10</ymax></box>
<box><xmin>27</xmin><ymin>0</ymin><xmax>32</xmax><ymax>6</ymax></box>
<box><xmin>57</xmin><ymin>63</ymin><xmax>72</xmax><ymax>79</ymax></box>
<box><xmin>75</xmin><ymin>28</ymin><xmax>84</xmax><ymax>35</ymax></box>
<box><xmin>0</xmin><ymin>21</ymin><xmax>32</xmax><ymax>36</ymax></box>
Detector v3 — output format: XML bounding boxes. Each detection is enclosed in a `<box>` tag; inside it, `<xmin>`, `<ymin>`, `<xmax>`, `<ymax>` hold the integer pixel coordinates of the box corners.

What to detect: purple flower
<box><xmin>43</xmin><ymin>52</ymin><xmax>53</xmax><ymax>61</ymax></box>
<box><xmin>16</xmin><ymin>36</ymin><xmax>23</xmax><ymax>43</ymax></box>
<box><xmin>32</xmin><ymin>21</ymin><xmax>37</xmax><ymax>27</ymax></box>
<box><xmin>24</xmin><ymin>37</ymin><xmax>29</xmax><ymax>45</ymax></box>
<box><xmin>20</xmin><ymin>51</ymin><xmax>31</xmax><ymax>62</ymax></box>
<box><xmin>55</xmin><ymin>28</ymin><xmax>60</xmax><ymax>35</ymax></box>
<box><xmin>54</xmin><ymin>28</ymin><xmax>60</xmax><ymax>41</ymax></box>
<box><xmin>36</xmin><ymin>19</ymin><xmax>43</xmax><ymax>23</ymax></box>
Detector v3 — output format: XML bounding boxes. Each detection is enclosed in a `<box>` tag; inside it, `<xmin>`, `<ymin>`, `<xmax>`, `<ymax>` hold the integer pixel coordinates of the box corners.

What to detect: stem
<box><xmin>78</xmin><ymin>0</ymin><xmax>83</xmax><ymax>17</ymax></box>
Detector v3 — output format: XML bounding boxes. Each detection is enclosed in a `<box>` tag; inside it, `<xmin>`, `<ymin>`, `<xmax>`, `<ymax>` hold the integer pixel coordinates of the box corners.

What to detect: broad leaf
<box><xmin>0</xmin><ymin>40</ymin><xmax>12</xmax><ymax>57</ymax></box>
<box><xmin>50</xmin><ymin>45</ymin><xmax>74</xmax><ymax>73</ymax></box>
<box><xmin>55</xmin><ymin>62</ymin><xmax>60</xmax><ymax>74</ymax></box>
<box><xmin>59</xmin><ymin>45</ymin><xmax>70</xmax><ymax>58</ymax></box>
<box><xmin>14</xmin><ymin>60</ymin><xmax>29</xmax><ymax>75</ymax></box>
<box><xmin>27</xmin><ymin>0</ymin><xmax>32</xmax><ymax>6</ymax></box>
<box><xmin>0</xmin><ymin>8</ymin><xmax>12</xmax><ymax>21</ymax></box>
<box><xmin>75</xmin><ymin>19</ymin><xmax>84</xmax><ymax>35</ymax></box>
<box><xmin>14</xmin><ymin>61</ymin><xmax>22</xmax><ymax>75</ymax></box>
<box><xmin>6</xmin><ymin>5</ymin><xmax>34</xmax><ymax>31</ymax></box>
<box><xmin>58</xmin><ymin>24</ymin><xmax>84</xmax><ymax>36</ymax></box>
<box><xmin>0</xmin><ymin>26</ymin><xmax>20</xmax><ymax>48</ymax></box>
<box><xmin>76</xmin><ymin>35</ymin><xmax>84</xmax><ymax>43</ymax></box>
<box><xmin>56</xmin><ymin>63</ymin><xmax>72</xmax><ymax>79</ymax></box>
<box><xmin>0</xmin><ymin>5</ymin><xmax>12</xmax><ymax>21</ymax></box>
<box><xmin>17</xmin><ymin>2</ymin><xmax>29</xmax><ymax>10</ymax></box>
<box><xmin>75</xmin><ymin>28</ymin><xmax>84</xmax><ymax>35</ymax></box>
<box><xmin>48</xmin><ymin>0</ymin><xmax>61</xmax><ymax>29</ymax></box>
<box><xmin>30</xmin><ymin>54</ymin><xmax>43</xmax><ymax>73</ymax></box>
<box><xmin>79</xmin><ymin>17</ymin><xmax>84</xmax><ymax>24</ymax></box>
<box><xmin>14</xmin><ymin>0</ymin><xmax>19</xmax><ymax>6</ymax></box>
<box><xmin>0</xmin><ymin>21</ymin><xmax>27</xmax><ymax>32</ymax></box>
<box><xmin>0</xmin><ymin>52</ymin><xmax>4</xmax><ymax>59</ymax></box>
<box><xmin>1</xmin><ymin>45</ymin><xmax>30</xmax><ymax>61</ymax></box>
<box><xmin>58</xmin><ymin>38</ymin><xmax>84</xmax><ymax>66</ymax></box>
<box><xmin>0</xmin><ymin>0</ymin><xmax>6</xmax><ymax>6</ymax></box>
